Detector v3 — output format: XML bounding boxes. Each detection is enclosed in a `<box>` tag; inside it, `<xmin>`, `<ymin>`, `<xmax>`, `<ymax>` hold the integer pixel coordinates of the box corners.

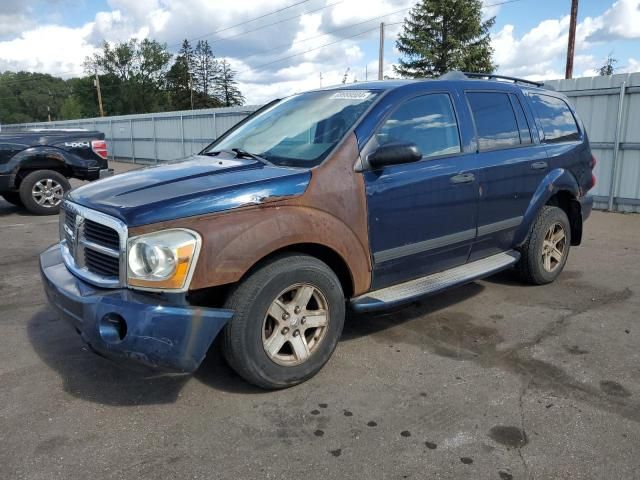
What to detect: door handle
<box><xmin>531</xmin><ymin>161</ymin><xmax>548</xmax><ymax>170</ymax></box>
<box><xmin>450</xmin><ymin>173</ymin><xmax>475</xmax><ymax>184</ymax></box>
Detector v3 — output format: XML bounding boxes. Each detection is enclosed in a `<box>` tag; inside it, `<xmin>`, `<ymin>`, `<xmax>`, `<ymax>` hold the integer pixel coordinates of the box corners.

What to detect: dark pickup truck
<box><xmin>0</xmin><ymin>129</ymin><xmax>112</xmax><ymax>214</ymax></box>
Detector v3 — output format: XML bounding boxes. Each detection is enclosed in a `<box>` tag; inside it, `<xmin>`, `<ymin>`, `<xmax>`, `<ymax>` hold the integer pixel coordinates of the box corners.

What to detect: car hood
<box><xmin>68</xmin><ymin>155</ymin><xmax>311</xmax><ymax>226</ymax></box>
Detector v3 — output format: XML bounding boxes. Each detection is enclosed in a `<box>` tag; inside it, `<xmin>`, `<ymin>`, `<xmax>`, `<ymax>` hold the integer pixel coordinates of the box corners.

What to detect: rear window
<box><xmin>528</xmin><ymin>93</ymin><xmax>579</xmax><ymax>143</ymax></box>
<box><xmin>467</xmin><ymin>92</ymin><xmax>521</xmax><ymax>151</ymax></box>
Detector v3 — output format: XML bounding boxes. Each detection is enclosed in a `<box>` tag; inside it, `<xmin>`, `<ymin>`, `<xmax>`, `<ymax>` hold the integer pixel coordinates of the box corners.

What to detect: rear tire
<box><xmin>222</xmin><ymin>254</ymin><xmax>345</xmax><ymax>389</ymax></box>
<box><xmin>516</xmin><ymin>206</ymin><xmax>571</xmax><ymax>285</ymax></box>
<box><xmin>1</xmin><ymin>192</ymin><xmax>23</xmax><ymax>207</ymax></box>
<box><xmin>18</xmin><ymin>170</ymin><xmax>70</xmax><ymax>215</ymax></box>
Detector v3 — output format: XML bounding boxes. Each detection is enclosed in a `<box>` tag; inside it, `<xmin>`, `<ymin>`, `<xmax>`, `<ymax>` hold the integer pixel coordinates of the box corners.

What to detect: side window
<box><xmin>467</xmin><ymin>92</ymin><xmax>520</xmax><ymax>151</ymax></box>
<box><xmin>376</xmin><ymin>93</ymin><xmax>461</xmax><ymax>159</ymax></box>
<box><xmin>509</xmin><ymin>94</ymin><xmax>532</xmax><ymax>145</ymax></box>
<box><xmin>528</xmin><ymin>93</ymin><xmax>579</xmax><ymax>143</ymax></box>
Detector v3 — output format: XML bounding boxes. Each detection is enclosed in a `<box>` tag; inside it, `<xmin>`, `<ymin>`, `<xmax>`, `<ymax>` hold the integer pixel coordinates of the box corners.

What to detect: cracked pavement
<box><xmin>1</xmin><ymin>164</ymin><xmax>639</xmax><ymax>479</ymax></box>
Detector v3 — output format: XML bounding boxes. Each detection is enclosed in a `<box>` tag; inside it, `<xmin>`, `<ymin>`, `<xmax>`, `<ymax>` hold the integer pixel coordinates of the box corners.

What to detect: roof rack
<box><xmin>461</xmin><ymin>72</ymin><xmax>545</xmax><ymax>88</ymax></box>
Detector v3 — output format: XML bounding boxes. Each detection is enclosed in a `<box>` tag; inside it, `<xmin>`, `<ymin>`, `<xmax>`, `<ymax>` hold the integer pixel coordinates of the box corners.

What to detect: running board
<box><xmin>351</xmin><ymin>250</ymin><xmax>520</xmax><ymax>313</ymax></box>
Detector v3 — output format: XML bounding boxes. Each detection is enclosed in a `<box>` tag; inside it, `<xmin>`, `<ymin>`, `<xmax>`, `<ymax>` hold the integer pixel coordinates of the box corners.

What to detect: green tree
<box><xmin>598</xmin><ymin>54</ymin><xmax>617</xmax><ymax>76</ymax></box>
<box><xmin>84</xmin><ymin>39</ymin><xmax>172</xmax><ymax>114</ymax></box>
<box><xmin>0</xmin><ymin>71</ymin><xmax>70</xmax><ymax>123</ymax></box>
<box><xmin>216</xmin><ymin>59</ymin><xmax>245</xmax><ymax>107</ymax></box>
<box><xmin>394</xmin><ymin>0</ymin><xmax>496</xmax><ymax>78</ymax></box>
<box><xmin>192</xmin><ymin>40</ymin><xmax>222</xmax><ymax>108</ymax></box>
<box><xmin>166</xmin><ymin>39</ymin><xmax>195</xmax><ymax>110</ymax></box>
<box><xmin>59</xmin><ymin>96</ymin><xmax>83</xmax><ymax>119</ymax></box>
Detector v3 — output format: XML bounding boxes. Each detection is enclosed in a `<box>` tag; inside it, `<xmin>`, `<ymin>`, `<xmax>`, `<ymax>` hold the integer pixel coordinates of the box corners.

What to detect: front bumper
<box><xmin>99</xmin><ymin>168</ymin><xmax>114</xmax><ymax>179</ymax></box>
<box><xmin>40</xmin><ymin>244</ymin><xmax>233</xmax><ymax>373</ymax></box>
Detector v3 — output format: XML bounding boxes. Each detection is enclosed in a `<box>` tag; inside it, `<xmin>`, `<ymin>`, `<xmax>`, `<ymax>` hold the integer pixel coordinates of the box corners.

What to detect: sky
<box><xmin>0</xmin><ymin>0</ymin><xmax>639</xmax><ymax>104</ymax></box>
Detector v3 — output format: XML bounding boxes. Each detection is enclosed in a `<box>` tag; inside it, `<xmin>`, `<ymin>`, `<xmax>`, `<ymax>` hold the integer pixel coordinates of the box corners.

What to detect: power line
<box><xmin>0</xmin><ymin>0</ymin><xmax>333</xmax><ymax>87</ymax></box>
<box><xmin>238</xmin><ymin>25</ymin><xmax>380</xmax><ymax>75</ymax></box>
<box><xmin>0</xmin><ymin>0</ymin><xmax>525</xmax><ymax>93</ymax></box>
<box><xmin>235</xmin><ymin>0</ymin><xmax>527</xmax><ymax>79</ymax></box>
<box><xmin>172</xmin><ymin>0</ymin><xmax>314</xmax><ymax>48</ymax></box>
<box><xmin>240</xmin><ymin>6</ymin><xmax>411</xmax><ymax>61</ymax></box>
<box><xmin>201</xmin><ymin>0</ymin><xmax>346</xmax><ymax>48</ymax></box>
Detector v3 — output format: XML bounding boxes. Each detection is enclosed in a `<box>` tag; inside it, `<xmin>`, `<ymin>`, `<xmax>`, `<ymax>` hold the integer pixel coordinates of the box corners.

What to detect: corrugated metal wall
<box><xmin>3</xmin><ymin>72</ymin><xmax>640</xmax><ymax>212</ymax></box>
<box><xmin>2</xmin><ymin>106</ymin><xmax>259</xmax><ymax>164</ymax></box>
<box><xmin>546</xmin><ymin>72</ymin><xmax>640</xmax><ymax>213</ymax></box>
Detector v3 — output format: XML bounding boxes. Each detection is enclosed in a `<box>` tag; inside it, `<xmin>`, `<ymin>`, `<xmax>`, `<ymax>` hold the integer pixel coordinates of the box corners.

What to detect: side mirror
<box><xmin>367</xmin><ymin>142</ymin><xmax>422</xmax><ymax>169</ymax></box>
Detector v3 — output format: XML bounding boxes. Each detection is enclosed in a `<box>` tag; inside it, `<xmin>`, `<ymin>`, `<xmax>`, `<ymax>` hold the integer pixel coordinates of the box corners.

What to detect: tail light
<box><xmin>91</xmin><ymin>140</ymin><xmax>108</xmax><ymax>160</ymax></box>
<box><xmin>590</xmin><ymin>154</ymin><xmax>597</xmax><ymax>189</ymax></box>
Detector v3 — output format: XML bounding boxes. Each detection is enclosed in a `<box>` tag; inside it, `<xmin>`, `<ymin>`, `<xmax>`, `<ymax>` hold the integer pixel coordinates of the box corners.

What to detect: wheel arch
<box><xmin>9</xmin><ymin>148</ymin><xmax>71</xmax><ymax>188</ymax></box>
<box><xmin>247</xmin><ymin>243</ymin><xmax>355</xmax><ymax>298</ymax></box>
<box><xmin>514</xmin><ymin>168</ymin><xmax>583</xmax><ymax>247</ymax></box>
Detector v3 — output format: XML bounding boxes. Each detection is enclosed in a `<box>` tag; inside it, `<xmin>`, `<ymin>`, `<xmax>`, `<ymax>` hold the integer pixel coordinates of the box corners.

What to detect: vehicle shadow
<box><xmin>342</xmin><ymin>281</ymin><xmax>485</xmax><ymax>341</ymax></box>
<box><xmin>28</xmin><ymin>280</ymin><xmax>486</xmax><ymax>405</ymax></box>
<box><xmin>0</xmin><ymin>201</ymin><xmax>23</xmax><ymax>216</ymax></box>
<box><xmin>479</xmin><ymin>268</ymin><xmax>525</xmax><ymax>287</ymax></box>
<box><xmin>27</xmin><ymin>309</ymin><xmax>265</xmax><ymax>407</ymax></box>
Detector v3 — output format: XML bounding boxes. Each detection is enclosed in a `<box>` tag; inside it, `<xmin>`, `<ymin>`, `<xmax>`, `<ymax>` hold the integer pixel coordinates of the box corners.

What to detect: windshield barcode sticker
<box><xmin>330</xmin><ymin>91</ymin><xmax>372</xmax><ymax>100</ymax></box>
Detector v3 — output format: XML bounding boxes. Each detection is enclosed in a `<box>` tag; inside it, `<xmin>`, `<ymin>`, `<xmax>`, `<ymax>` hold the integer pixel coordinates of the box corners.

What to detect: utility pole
<box><xmin>565</xmin><ymin>0</ymin><xmax>579</xmax><ymax>79</ymax></box>
<box><xmin>319</xmin><ymin>72</ymin><xmax>323</xmax><ymax>87</ymax></box>
<box><xmin>47</xmin><ymin>90</ymin><xmax>52</xmax><ymax>122</ymax></box>
<box><xmin>94</xmin><ymin>71</ymin><xmax>104</xmax><ymax>117</ymax></box>
<box><xmin>378</xmin><ymin>22</ymin><xmax>385</xmax><ymax>80</ymax></box>
<box><xmin>189</xmin><ymin>70</ymin><xmax>194</xmax><ymax>110</ymax></box>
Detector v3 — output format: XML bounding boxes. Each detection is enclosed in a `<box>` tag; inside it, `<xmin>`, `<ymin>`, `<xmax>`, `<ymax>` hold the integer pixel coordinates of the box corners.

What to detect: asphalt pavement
<box><xmin>1</xmin><ymin>162</ymin><xmax>639</xmax><ymax>479</ymax></box>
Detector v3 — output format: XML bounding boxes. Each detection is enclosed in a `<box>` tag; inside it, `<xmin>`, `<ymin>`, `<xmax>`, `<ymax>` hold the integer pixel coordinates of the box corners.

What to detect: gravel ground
<box><xmin>1</xmin><ymin>162</ymin><xmax>639</xmax><ymax>480</ymax></box>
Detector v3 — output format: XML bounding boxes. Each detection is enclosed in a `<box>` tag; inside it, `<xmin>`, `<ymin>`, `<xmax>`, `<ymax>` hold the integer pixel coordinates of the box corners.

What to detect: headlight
<box><xmin>127</xmin><ymin>229</ymin><xmax>201</xmax><ymax>291</ymax></box>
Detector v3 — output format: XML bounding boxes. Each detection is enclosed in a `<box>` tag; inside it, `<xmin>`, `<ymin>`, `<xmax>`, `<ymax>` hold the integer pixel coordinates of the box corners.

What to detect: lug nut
<box><xmin>301</xmin><ymin>317</ymin><xmax>306</xmax><ymax>324</ymax></box>
<box><xmin>282</xmin><ymin>313</ymin><xmax>290</xmax><ymax>321</ymax></box>
<box><xmin>294</xmin><ymin>306</ymin><xmax>301</xmax><ymax>314</ymax></box>
<box><xmin>281</xmin><ymin>327</ymin><xmax>290</xmax><ymax>335</ymax></box>
<box><xmin>293</xmin><ymin>330</ymin><xmax>300</xmax><ymax>337</ymax></box>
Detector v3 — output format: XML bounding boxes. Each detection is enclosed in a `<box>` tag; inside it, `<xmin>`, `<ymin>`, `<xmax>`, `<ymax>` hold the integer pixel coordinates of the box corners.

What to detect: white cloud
<box><xmin>1</xmin><ymin>0</ymin><xmax>639</xmax><ymax>104</ymax></box>
<box><xmin>0</xmin><ymin>23</ymin><xmax>95</xmax><ymax>76</ymax></box>
<box><xmin>492</xmin><ymin>0</ymin><xmax>640</xmax><ymax>81</ymax></box>
<box><xmin>586</xmin><ymin>0</ymin><xmax>640</xmax><ymax>41</ymax></box>
<box><xmin>620</xmin><ymin>57</ymin><xmax>640</xmax><ymax>73</ymax></box>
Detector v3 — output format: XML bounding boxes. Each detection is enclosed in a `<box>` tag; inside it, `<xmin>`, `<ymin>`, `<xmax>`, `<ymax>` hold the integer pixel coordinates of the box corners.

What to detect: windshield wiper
<box><xmin>203</xmin><ymin>148</ymin><xmax>274</xmax><ymax>166</ymax></box>
<box><xmin>231</xmin><ymin>148</ymin><xmax>274</xmax><ymax>166</ymax></box>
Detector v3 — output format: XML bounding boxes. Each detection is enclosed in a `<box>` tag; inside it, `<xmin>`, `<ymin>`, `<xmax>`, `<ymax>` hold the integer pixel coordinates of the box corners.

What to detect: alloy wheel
<box><xmin>32</xmin><ymin>178</ymin><xmax>64</xmax><ymax>208</ymax></box>
<box><xmin>541</xmin><ymin>222</ymin><xmax>566</xmax><ymax>272</ymax></box>
<box><xmin>262</xmin><ymin>283</ymin><xmax>330</xmax><ymax>366</ymax></box>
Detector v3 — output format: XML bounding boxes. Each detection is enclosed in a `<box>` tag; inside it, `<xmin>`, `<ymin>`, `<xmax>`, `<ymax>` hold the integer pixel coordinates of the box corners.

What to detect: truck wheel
<box><xmin>222</xmin><ymin>254</ymin><xmax>345</xmax><ymax>389</ymax></box>
<box><xmin>1</xmin><ymin>192</ymin><xmax>23</xmax><ymax>207</ymax></box>
<box><xmin>516</xmin><ymin>206</ymin><xmax>571</xmax><ymax>285</ymax></box>
<box><xmin>19</xmin><ymin>170</ymin><xmax>70</xmax><ymax>215</ymax></box>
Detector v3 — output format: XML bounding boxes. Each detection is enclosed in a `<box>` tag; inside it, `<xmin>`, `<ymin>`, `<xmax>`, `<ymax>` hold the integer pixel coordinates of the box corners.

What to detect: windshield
<box><xmin>205</xmin><ymin>90</ymin><xmax>380</xmax><ymax>168</ymax></box>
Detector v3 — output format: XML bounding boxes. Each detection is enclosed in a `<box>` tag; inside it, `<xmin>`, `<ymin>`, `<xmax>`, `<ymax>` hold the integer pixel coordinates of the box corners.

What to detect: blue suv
<box><xmin>40</xmin><ymin>72</ymin><xmax>595</xmax><ymax>389</ymax></box>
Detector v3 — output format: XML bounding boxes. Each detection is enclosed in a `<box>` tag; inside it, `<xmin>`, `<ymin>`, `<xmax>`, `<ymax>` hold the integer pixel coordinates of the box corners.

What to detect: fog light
<box><xmin>99</xmin><ymin>313</ymin><xmax>127</xmax><ymax>344</ymax></box>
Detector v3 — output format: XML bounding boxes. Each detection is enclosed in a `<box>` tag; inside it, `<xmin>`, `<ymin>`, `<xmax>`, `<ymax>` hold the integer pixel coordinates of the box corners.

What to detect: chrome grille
<box><xmin>60</xmin><ymin>201</ymin><xmax>127</xmax><ymax>288</ymax></box>
<box><xmin>84</xmin><ymin>219</ymin><xmax>120</xmax><ymax>250</ymax></box>
<box><xmin>85</xmin><ymin>248</ymin><xmax>120</xmax><ymax>277</ymax></box>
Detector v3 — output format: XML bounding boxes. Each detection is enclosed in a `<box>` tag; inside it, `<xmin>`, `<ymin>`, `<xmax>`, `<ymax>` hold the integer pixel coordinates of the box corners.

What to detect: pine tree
<box><xmin>216</xmin><ymin>60</ymin><xmax>245</xmax><ymax>107</ymax></box>
<box><xmin>192</xmin><ymin>40</ymin><xmax>221</xmax><ymax>107</ymax></box>
<box><xmin>394</xmin><ymin>0</ymin><xmax>495</xmax><ymax>78</ymax></box>
<box><xmin>166</xmin><ymin>39</ymin><xmax>195</xmax><ymax>110</ymax></box>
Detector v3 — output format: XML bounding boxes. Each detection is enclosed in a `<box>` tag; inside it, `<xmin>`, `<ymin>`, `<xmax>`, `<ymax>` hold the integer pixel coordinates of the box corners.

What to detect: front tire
<box><xmin>19</xmin><ymin>170</ymin><xmax>70</xmax><ymax>215</ymax></box>
<box><xmin>222</xmin><ymin>254</ymin><xmax>345</xmax><ymax>389</ymax></box>
<box><xmin>516</xmin><ymin>206</ymin><xmax>571</xmax><ymax>285</ymax></box>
